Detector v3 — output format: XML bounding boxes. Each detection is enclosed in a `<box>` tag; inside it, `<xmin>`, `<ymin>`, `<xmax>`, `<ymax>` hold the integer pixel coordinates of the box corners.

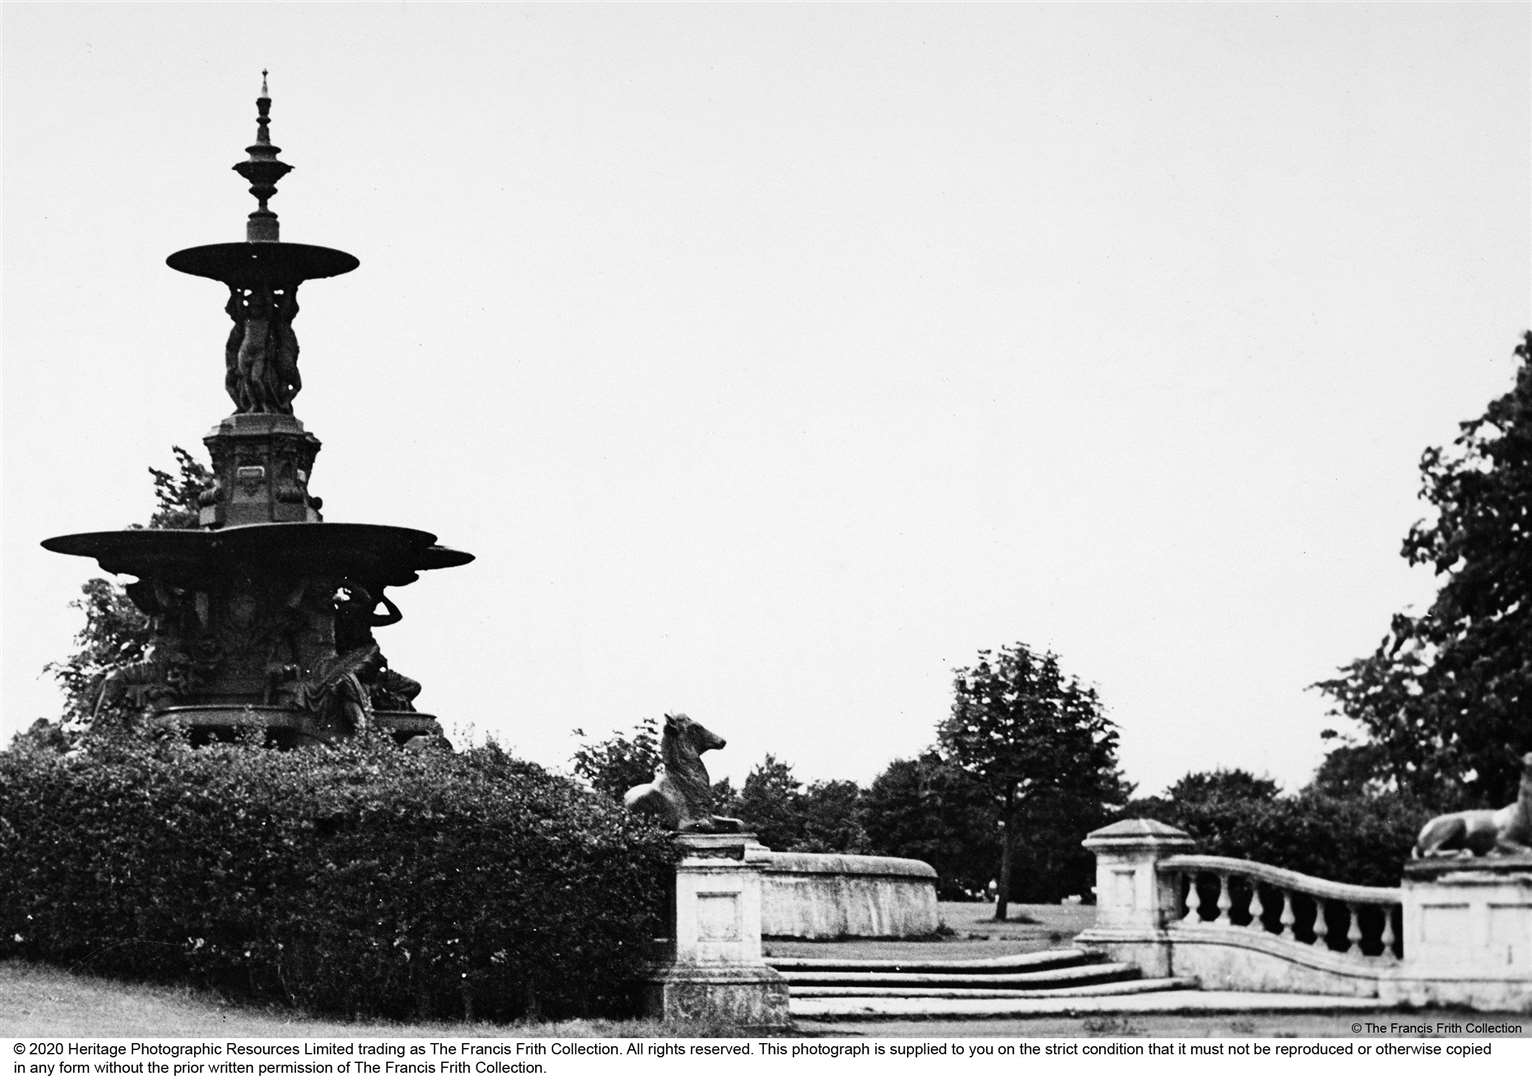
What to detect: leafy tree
<box><xmin>730</xmin><ymin>754</ymin><xmax>805</xmax><ymax>851</ymax></box>
<box><xmin>1315</xmin><ymin>333</ymin><xmax>1532</xmax><ymax>804</ymax></box>
<box><xmin>570</xmin><ymin>717</ymin><xmax>661</xmax><ymax>801</ymax></box>
<box><xmin>1121</xmin><ymin>767</ymin><xmax>1429</xmax><ymax>887</ymax></box>
<box><xmin>144</xmin><ymin>446</ymin><xmax>210</xmax><ymax>529</ymax></box>
<box><xmin>1166</xmin><ymin>769</ymin><xmax>1281</xmax><ymax>805</ymax></box>
<box><xmin>710</xmin><ymin>775</ymin><xmax>738</xmax><ymax>811</ymax></box>
<box><xmin>1120</xmin><ymin>769</ymin><xmax>1283</xmax><ymax>849</ymax></box>
<box><xmin>793</xmin><ymin>779</ymin><xmax>871</xmax><ymax>855</ymax></box>
<box><xmin>45</xmin><ymin>578</ymin><xmax>157</xmax><ymax>728</ymax></box>
<box><xmin>44</xmin><ymin>448</ymin><xmax>211</xmax><ymax>727</ymax></box>
<box><xmin>939</xmin><ymin>642</ymin><xmax>1129</xmax><ymax>920</ymax></box>
<box><xmin>1306</xmin><ymin>743</ymin><xmax>1393</xmax><ymax>799</ymax></box>
<box><xmin>1008</xmin><ymin>785</ymin><xmax>1116</xmax><ymax>903</ymax></box>
<box><xmin>862</xmin><ymin>752</ymin><xmax>997</xmax><ymax>899</ymax></box>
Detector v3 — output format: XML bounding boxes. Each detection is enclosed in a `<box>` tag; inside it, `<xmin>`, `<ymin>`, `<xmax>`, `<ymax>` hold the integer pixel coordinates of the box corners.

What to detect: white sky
<box><xmin>3</xmin><ymin>3</ymin><xmax>1528</xmax><ymax>799</ymax></box>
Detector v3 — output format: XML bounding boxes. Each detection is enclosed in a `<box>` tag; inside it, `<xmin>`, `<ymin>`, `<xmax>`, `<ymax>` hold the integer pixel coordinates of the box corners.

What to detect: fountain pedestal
<box><xmin>199</xmin><ymin>413</ymin><xmax>323</xmax><ymax>528</ymax></box>
<box><xmin>41</xmin><ymin>75</ymin><xmax>473</xmax><ymax>746</ymax></box>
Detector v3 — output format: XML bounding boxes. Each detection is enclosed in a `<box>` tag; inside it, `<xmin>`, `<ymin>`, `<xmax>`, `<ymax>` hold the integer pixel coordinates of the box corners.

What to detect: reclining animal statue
<box><xmin>1413</xmin><ymin>752</ymin><xmax>1532</xmax><ymax>858</ymax></box>
<box><xmin>623</xmin><ymin>713</ymin><xmax>742</xmax><ymax>833</ymax></box>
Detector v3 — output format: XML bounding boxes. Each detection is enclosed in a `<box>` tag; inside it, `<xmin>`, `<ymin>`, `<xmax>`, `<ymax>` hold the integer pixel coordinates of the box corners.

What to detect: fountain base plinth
<box><xmin>152</xmin><ymin>704</ymin><xmax>443</xmax><ymax>749</ymax></box>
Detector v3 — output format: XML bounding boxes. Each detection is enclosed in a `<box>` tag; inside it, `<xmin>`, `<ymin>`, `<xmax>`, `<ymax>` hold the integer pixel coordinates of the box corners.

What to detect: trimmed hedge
<box><xmin>0</xmin><ymin>738</ymin><xmax>675</xmax><ymax>1021</ymax></box>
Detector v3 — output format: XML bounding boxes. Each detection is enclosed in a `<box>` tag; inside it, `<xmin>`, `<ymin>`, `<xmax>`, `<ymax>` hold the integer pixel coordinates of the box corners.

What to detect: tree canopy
<box><xmin>862</xmin><ymin>752</ymin><xmax>996</xmax><ymax>898</ymax></box>
<box><xmin>1164</xmin><ymin>769</ymin><xmax>1281</xmax><ymax>805</ymax></box>
<box><xmin>45</xmin><ymin>448</ymin><xmax>211</xmax><ymax>729</ymax></box>
<box><xmin>570</xmin><ymin>717</ymin><xmax>661</xmax><ymax>801</ymax></box>
<box><xmin>938</xmin><ymin>642</ymin><xmax>1129</xmax><ymax>918</ymax></box>
<box><xmin>1122</xmin><ymin>767</ymin><xmax>1428</xmax><ymax>887</ymax></box>
<box><xmin>1315</xmin><ymin>332</ymin><xmax>1532</xmax><ymax>804</ymax></box>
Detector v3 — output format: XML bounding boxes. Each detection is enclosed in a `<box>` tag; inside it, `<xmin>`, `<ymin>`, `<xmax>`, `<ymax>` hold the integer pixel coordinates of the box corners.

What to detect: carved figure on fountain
<box><xmin>224</xmin><ymin>286</ymin><xmax>246</xmax><ymax>411</ymax></box>
<box><xmin>294</xmin><ymin>645</ymin><xmax>380</xmax><ymax>740</ymax></box>
<box><xmin>92</xmin><ymin>645</ymin><xmax>223</xmax><ymax>722</ymax></box>
<box><xmin>142</xmin><ymin>571</ymin><xmax>339</xmax><ymax>707</ymax></box>
<box><xmin>333</xmin><ymin>582</ymin><xmax>422</xmax><ymax>711</ymax></box>
<box><xmin>224</xmin><ymin>284</ymin><xmax>302</xmax><ymax>416</ymax></box>
<box><xmin>236</xmin><ymin>287</ymin><xmax>274</xmax><ymax>413</ymax></box>
<box><xmin>125</xmin><ymin>578</ymin><xmax>208</xmax><ymax>644</ymax></box>
<box><xmin>272</xmin><ymin>287</ymin><xmax>301</xmax><ymax>408</ymax></box>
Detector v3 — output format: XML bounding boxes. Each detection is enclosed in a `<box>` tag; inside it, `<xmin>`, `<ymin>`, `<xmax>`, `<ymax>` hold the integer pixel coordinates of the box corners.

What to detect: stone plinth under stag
<box><xmin>638</xmin><ymin>834</ymin><xmax>790</xmax><ymax>1031</ymax></box>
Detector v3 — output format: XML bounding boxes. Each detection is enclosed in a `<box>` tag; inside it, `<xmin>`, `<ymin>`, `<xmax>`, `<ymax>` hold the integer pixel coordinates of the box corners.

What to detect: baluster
<box><xmin>1345</xmin><ymin>903</ymin><xmax>1363</xmax><ymax>957</ymax></box>
<box><xmin>1279</xmin><ymin>890</ymin><xmax>1296</xmax><ymax>940</ymax></box>
<box><xmin>1312</xmin><ymin>897</ymin><xmax>1329</xmax><ymax>949</ymax></box>
<box><xmin>1181</xmin><ymin>872</ymin><xmax>1201</xmax><ymax>924</ymax></box>
<box><xmin>1380</xmin><ymin>907</ymin><xmax>1397</xmax><ymax>959</ymax></box>
<box><xmin>1214</xmin><ymin>873</ymin><xmax>1233</xmax><ymax>926</ymax></box>
<box><xmin>1247</xmin><ymin>880</ymin><xmax>1265</xmax><ymax>932</ymax></box>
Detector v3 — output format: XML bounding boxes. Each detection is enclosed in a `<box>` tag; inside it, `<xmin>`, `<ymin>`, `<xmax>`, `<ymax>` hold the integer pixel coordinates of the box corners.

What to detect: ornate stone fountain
<box><xmin>43</xmin><ymin>74</ymin><xmax>473</xmax><ymax>747</ymax></box>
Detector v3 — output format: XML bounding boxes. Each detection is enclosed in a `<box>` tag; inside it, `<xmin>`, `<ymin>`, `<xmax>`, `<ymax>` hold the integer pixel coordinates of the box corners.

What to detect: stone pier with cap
<box><xmin>639</xmin><ymin>833</ymin><xmax>791</xmax><ymax>1030</ymax></box>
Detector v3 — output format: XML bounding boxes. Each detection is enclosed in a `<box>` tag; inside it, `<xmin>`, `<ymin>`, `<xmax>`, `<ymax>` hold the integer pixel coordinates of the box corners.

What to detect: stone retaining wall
<box><xmin>758</xmin><ymin>851</ymin><xmax>939</xmax><ymax>939</ymax></box>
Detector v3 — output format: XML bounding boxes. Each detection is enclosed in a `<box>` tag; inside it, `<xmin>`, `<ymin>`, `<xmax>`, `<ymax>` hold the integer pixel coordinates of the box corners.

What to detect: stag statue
<box><xmin>624</xmin><ymin>713</ymin><xmax>742</xmax><ymax>833</ymax></box>
<box><xmin>1413</xmin><ymin>752</ymin><xmax>1532</xmax><ymax>858</ymax></box>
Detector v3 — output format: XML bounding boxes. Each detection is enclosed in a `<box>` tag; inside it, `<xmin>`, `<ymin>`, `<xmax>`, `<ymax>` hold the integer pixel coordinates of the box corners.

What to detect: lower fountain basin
<box><xmin>152</xmin><ymin>704</ymin><xmax>442</xmax><ymax>749</ymax></box>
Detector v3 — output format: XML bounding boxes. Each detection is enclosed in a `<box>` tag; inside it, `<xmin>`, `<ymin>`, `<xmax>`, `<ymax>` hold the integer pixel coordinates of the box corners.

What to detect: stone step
<box><xmin>791</xmin><ymin>976</ymin><xmax>1199</xmax><ymax>999</ymax></box>
<box><xmin>778</xmin><ymin>960</ymin><xmax>1143</xmax><ymax>991</ymax></box>
<box><xmin>790</xmin><ymin>989</ymin><xmax>1391</xmax><ymax>1021</ymax></box>
<box><xmin>767</xmin><ymin>948</ymin><xmax>1105</xmax><ymax>975</ymax></box>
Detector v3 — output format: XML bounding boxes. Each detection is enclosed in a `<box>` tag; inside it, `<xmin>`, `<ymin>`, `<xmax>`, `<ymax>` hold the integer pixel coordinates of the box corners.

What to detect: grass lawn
<box><xmin>7</xmin><ymin>905</ymin><xmax>1528</xmax><ymax>1039</ymax></box>
<box><xmin>0</xmin><ymin>960</ymin><xmax>742</xmax><ymax>1038</ymax></box>
<box><xmin>5</xmin><ymin>903</ymin><xmax>1081</xmax><ymax>1036</ymax></box>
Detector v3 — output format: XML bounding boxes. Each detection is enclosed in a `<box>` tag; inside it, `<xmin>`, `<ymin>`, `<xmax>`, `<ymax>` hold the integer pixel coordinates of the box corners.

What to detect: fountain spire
<box><xmin>233</xmin><ymin>70</ymin><xmax>293</xmax><ymax>242</ymax></box>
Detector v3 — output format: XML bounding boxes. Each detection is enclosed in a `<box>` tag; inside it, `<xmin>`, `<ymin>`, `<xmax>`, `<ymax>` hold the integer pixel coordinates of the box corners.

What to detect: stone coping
<box><xmin>1403</xmin><ymin>854</ymin><xmax>1532</xmax><ymax>880</ymax></box>
<box><xmin>1160</xmin><ymin>854</ymin><xmax>1402</xmax><ymax>906</ymax></box>
<box><xmin>1082</xmin><ymin>819</ymin><xmax>1197</xmax><ymax>853</ymax></box>
<box><xmin>759</xmin><ymin>851</ymin><xmax>937</xmax><ymax>879</ymax></box>
<box><xmin>790</xmin><ymin>989</ymin><xmax>1393</xmax><ymax>1019</ymax></box>
<box><xmin>1087</xmin><ymin>818</ymin><xmax>1193</xmax><ymax>841</ymax></box>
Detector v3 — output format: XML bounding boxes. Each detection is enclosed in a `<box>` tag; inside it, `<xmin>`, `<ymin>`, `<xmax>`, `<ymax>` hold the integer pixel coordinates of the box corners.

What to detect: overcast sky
<box><xmin>3</xmin><ymin>3</ymin><xmax>1528</xmax><ymax>798</ymax></box>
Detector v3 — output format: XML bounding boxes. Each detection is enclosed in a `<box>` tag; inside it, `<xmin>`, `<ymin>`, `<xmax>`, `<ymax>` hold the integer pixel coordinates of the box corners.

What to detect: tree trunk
<box><xmin>993</xmin><ymin>831</ymin><xmax>1014</xmax><ymax>921</ymax></box>
<box><xmin>993</xmin><ymin>786</ymin><xmax>1017</xmax><ymax>921</ymax></box>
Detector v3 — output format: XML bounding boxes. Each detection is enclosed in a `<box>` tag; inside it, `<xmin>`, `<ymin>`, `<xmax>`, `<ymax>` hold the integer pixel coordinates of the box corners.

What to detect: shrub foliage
<box><xmin>0</xmin><ymin>738</ymin><xmax>674</xmax><ymax>1021</ymax></box>
<box><xmin>1122</xmin><ymin>770</ymin><xmax>1429</xmax><ymax>887</ymax></box>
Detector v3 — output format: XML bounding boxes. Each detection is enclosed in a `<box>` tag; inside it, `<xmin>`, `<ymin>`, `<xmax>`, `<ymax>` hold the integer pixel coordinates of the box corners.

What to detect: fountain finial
<box><xmin>167</xmin><ymin>73</ymin><xmax>357</xmax><ymax>284</ymax></box>
<box><xmin>234</xmin><ymin>69</ymin><xmax>293</xmax><ymax>242</ymax></box>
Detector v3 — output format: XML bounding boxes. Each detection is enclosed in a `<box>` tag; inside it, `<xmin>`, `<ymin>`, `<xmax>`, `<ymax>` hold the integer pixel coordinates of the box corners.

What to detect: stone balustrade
<box><xmin>1078</xmin><ymin>819</ymin><xmax>1532</xmax><ymax>1010</ymax></box>
<box><xmin>1160</xmin><ymin>854</ymin><xmax>1402</xmax><ymax>962</ymax></box>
